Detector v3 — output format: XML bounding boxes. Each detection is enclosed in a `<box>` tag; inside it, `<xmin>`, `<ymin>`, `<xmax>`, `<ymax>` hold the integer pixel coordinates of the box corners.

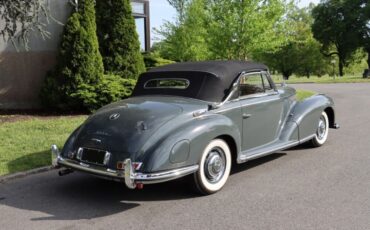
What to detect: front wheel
<box><xmin>194</xmin><ymin>139</ymin><xmax>231</xmax><ymax>195</ymax></box>
<box><xmin>311</xmin><ymin>111</ymin><xmax>329</xmax><ymax>147</ymax></box>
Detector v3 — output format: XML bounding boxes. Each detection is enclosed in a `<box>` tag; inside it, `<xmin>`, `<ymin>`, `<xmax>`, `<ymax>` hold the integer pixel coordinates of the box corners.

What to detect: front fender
<box><xmin>290</xmin><ymin>94</ymin><xmax>334</xmax><ymax>140</ymax></box>
<box><xmin>136</xmin><ymin>113</ymin><xmax>241</xmax><ymax>173</ymax></box>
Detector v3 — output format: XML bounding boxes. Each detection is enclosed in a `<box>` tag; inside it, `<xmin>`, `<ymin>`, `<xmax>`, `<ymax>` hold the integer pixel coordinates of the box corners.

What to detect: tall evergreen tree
<box><xmin>96</xmin><ymin>0</ymin><xmax>145</xmax><ymax>79</ymax></box>
<box><xmin>40</xmin><ymin>0</ymin><xmax>104</xmax><ymax>111</ymax></box>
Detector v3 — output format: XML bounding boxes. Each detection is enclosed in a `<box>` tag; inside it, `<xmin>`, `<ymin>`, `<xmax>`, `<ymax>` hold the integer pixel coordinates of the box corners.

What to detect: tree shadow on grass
<box><xmin>6</xmin><ymin>150</ymin><xmax>50</xmax><ymax>175</ymax></box>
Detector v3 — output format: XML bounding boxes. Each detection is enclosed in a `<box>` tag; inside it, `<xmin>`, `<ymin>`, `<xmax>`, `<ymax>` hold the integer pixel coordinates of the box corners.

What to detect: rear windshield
<box><xmin>144</xmin><ymin>79</ymin><xmax>190</xmax><ymax>89</ymax></box>
<box><xmin>132</xmin><ymin>71</ymin><xmax>225</xmax><ymax>102</ymax></box>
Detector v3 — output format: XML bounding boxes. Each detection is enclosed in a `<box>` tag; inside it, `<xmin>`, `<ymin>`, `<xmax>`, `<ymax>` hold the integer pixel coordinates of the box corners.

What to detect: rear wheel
<box><xmin>311</xmin><ymin>111</ymin><xmax>329</xmax><ymax>147</ymax></box>
<box><xmin>194</xmin><ymin>139</ymin><xmax>231</xmax><ymax>195</ymax></box>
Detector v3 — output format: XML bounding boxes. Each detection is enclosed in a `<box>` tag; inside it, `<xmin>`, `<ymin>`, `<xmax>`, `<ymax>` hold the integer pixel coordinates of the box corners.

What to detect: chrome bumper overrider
<box><xmin>51</xmin><ymin>145</ymin><xmax>199</xmax><ymax>189</ymax></box>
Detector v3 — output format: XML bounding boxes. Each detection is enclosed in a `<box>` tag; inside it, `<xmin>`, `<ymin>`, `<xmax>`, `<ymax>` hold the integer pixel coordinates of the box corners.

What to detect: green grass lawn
<box><xmin>0</xmin><ymin>116</ymin><xmax>87</xmax><ymax>176</ymax></box>
<box><xmin>0</xmin><ymin>89</ymin><xmax>315</xmax><ymax>176</ymax></box>
<box><xmin>272</xmin><ymin>74</ymin><xmax>370</xmax><ymax>84</ymax></box>
<box><xmin>296</xmin><ymin>89</ymin><xmax>316</xmax><ymax>101</ymax></box>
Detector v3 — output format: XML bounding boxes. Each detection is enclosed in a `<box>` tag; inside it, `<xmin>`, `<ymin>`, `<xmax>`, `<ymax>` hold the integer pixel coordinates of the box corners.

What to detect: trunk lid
<box><xmin>74</xmin><ymin>97</ymin><xmax>183</xmax><ymax>156</ymax></box>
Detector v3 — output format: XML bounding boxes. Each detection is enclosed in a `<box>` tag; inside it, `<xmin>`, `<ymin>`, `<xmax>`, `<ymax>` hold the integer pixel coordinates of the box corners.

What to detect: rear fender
<box><xmin>290</xmin><ymin>94</ymin><xmax>334</xmax><ymax>140</ymax></box>
<box><xmin>138</xmin><ymin>114</ymin><xmax>241</xmax><ymax>173</ymax></box>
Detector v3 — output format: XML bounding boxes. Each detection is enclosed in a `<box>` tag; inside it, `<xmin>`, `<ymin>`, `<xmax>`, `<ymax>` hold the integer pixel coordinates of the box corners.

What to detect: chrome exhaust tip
<box><xmin>334</xmin><ymin>123</ymin><xmax>340</xmax><ymax>129</ymax></box>
<box><xmin>58</xmin><ymin>169</ymin><xmax>74</xmax><ymax>176</ymax></box>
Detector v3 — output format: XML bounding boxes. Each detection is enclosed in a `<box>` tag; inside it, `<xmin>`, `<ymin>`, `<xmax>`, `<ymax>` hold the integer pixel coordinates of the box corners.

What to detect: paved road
<box><xmin>1</xmin><ymin>83</ymin><xmax>370</xmax><ymax>230</ymax></box>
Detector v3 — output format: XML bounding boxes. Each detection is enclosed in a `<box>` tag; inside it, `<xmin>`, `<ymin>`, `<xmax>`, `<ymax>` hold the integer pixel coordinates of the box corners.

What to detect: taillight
<box><xmin>117</xmin><ymin>161</ymin><xmax>124</xmax><ymax>170</ymax></box>
<box><xmin>132</xmin><ymin>162</ymin><xmax>143</xmax><ymax>170</ymax></box>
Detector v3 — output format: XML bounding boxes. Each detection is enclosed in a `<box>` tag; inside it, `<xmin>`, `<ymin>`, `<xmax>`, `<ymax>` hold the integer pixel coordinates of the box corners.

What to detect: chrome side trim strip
<box><xmin>299</xmin><ymin>134</ymin><xmax>316</xmax><ymax>144</ymax></box>
<box><xmin>215</xmin><ymin>97</ymin><xmax>281</xmax><ymax>114</ymax></box>
<box><xmin>134</xmin><ymin>165</ymin><xmax>199</xmax><ymax>184</ymax></box>
<box><xmin>238</xmin><ymin>141</ymin><xmax>299</xmax><ymax>163</ymax></box>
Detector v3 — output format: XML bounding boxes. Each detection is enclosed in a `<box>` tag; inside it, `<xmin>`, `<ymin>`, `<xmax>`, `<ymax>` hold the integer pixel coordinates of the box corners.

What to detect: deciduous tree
<box><xmin>258</xmin><ymin>6</ymin><xmax>329</xmax><ymax>79</ymax></box>
<box><xmin>206</xmin><ymin>0</ymin><xmax>287</xmax><ymax>60</ymax></box>
<box><xmin>312</xmin><ymin>0</ymin><xmax>361</xmax><ymax>76</ymax></box>
<box><xmin>0</xmin><ymin>0</ymin><xmax>52</xmax><ymax>50</ymax></box>
<box><xmin>349</xmin><ymin>0</ymin><xmax>370</xmax><ymax>70</ymax></box>
<box><xmin>155</xmin><ymin>0</ymin><xmax>210</xmax><ymax>61</ymax></box>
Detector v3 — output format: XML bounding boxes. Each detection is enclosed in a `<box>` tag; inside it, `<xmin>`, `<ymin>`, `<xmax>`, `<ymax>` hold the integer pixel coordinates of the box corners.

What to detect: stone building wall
<box><xmin>0</xmin><ymin>0</ymin><xmax>71</xmax><ymax>109</ymax></box>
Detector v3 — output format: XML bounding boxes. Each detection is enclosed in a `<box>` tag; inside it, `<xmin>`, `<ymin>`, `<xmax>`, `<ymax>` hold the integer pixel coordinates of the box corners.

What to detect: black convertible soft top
<box><xmin>132</xmin><ymin>61</ymin><xmax>268</xmax><ymax>102</ymax></box>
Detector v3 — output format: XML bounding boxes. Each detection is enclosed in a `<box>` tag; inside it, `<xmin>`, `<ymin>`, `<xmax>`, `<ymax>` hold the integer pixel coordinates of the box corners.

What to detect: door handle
<box><xmin>242</xmin><ymin>113</ymin><xmax>252</xmax><ymax>119</ymax></box>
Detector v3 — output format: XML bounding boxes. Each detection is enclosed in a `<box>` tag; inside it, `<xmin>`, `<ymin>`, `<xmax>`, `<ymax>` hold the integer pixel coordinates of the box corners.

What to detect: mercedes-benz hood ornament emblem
<box><xmin>109</xmin><ymin>113</ymin><xmax>120</xmax><ymax>120</ymax></box>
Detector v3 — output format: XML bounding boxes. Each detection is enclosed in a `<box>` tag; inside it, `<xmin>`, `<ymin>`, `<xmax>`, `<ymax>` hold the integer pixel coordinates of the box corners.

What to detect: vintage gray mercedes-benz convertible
<box><xmin>52</xmin><ymin>61</ymin><xmax>339</xmax><ymax>194</ymax></box>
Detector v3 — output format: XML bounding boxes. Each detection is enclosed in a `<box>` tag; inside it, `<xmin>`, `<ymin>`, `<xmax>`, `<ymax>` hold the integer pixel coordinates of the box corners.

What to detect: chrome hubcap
<box><xmin>204</xmin><ymin>148</ymin><xmax>226</xmax><ymax>183</ymax></box>
<box><xmin>317</xmin><ymin>115</ymin><xmax>327</xmax><ymax>140</ymax></box>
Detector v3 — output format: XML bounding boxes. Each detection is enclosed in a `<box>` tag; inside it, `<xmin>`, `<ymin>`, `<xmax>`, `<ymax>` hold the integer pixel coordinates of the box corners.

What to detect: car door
<box><xmin>239</xmin><ymin>71</ymin><xmax>285</xmax><ymax>152</ymax></box>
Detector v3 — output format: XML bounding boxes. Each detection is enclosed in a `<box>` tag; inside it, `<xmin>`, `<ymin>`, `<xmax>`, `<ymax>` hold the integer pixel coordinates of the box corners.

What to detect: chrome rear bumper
<box><xmin>51</xmin><ymin>145</ymin><xmax>198</xmax><ymax>189</ymax></box>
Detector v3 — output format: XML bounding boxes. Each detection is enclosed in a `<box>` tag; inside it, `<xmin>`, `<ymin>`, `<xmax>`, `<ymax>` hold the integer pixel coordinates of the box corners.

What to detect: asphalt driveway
<box><xmin>0</xmin><ymin>83</ymin><xmax>369</xmax><ymax>230</ymax></box>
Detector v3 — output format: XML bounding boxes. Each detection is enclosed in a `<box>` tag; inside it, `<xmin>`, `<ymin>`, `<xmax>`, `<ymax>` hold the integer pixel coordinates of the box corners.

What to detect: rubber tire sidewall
<box><xmin>311</xmin><ymin>111</ymin><xmax>329</xmax><ymax>147</ymax></box>
<box><xmin>194</xmin><ymin>139</ymin><xmax>231</xmax><ymax>195</ymax></box>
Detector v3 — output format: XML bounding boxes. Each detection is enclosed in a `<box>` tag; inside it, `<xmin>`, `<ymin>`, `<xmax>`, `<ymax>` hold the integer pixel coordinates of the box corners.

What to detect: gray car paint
<box><xmin>61</xmin><ymin>76</ymin><xmax>336</xmax><ymax>175</ymax></box>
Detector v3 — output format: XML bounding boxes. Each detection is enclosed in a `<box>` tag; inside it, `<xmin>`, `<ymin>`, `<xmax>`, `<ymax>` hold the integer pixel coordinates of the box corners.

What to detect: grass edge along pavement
<box><xmin>272</xmin><ymin>74</ymin><xmax>370</xmax><ymax>84</ymax></box>
<box><xmin>0</xmin><ymin>89</ymin><xmax>315</xmax><ymax>177</ymax></box>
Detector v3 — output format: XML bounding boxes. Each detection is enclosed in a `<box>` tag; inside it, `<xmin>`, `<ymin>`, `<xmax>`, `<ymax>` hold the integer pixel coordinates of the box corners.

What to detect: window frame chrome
<box><xmin>211</xmin><ymin>70</ymin><xmax>278</xmax><ymax>109</ymax></box>
<box><xmin>234</xmin><ymin>70</ymin><xmax>278</xmax><ymax>100</ymax></box>
<box><xmin>143</xmin><ymin>78</ymin><xmax>190</xmax><ymax>90</ymax></box>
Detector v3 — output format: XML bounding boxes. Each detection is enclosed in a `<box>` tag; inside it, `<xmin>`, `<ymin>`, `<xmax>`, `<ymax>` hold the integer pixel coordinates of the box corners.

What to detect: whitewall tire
<box><xmin>194</xmin><ymin>139</ymin><xmax>231</xmax><ymax>195</ymax></box>
<box><xmin>311</xmin><ymin>111</ymin><xmax>329</xmax><ymax>147</ymax></box>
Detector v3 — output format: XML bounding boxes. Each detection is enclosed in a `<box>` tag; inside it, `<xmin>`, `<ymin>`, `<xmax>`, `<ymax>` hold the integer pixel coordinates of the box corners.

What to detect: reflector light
<box><xmin>117</xmin><ymin>161</ymin><xmax>124</xmax><ymax>170</ymax></box>
<box><xmin>136</xmin><ymin>183</ymin><xmax>144</xmax><ymax>189</ymax></box>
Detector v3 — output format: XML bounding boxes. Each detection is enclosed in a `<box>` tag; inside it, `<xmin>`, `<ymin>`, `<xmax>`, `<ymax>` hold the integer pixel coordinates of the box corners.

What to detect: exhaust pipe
<box><xmin>58</xmin><ymin>169</ymin><xmax>74</xmax><ymax>176</ymax></box>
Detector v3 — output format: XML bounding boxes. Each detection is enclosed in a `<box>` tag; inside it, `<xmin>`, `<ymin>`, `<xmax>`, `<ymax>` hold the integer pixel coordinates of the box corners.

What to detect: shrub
<box><xmin>96</xmin><ymin>0</ymin><xmax>145</xmax><ymax>78</ymax></box>
<box><xmin>40</xmin><ymin>0</ymin><xmax>104</xmax><ymax>112</ymax></box>
<box><xmin>143</xmin><ymin>52</ymin><xmax>175</xmax><ymax>69</ymax></box>
<box><xmin>97</xmin><ymin>74</ymin><xmax>136</xmax><ymax>106</ymax></box>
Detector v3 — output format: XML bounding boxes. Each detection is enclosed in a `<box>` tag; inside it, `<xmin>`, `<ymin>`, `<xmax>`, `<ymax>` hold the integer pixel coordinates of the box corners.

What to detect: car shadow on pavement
<box><xmin>0</xmin><ymin>152</ymin><xmax>287</xmax><ymax>221</ymax></box>
<box><xmin>287</xmin><ymin>142</ymin><xmax>315</xmax><ymax>151</ymax></box>
<box><xmin>0</xmin><ymin>169</ymin><xmax>199</xmax><ymax>221</ymax></box>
